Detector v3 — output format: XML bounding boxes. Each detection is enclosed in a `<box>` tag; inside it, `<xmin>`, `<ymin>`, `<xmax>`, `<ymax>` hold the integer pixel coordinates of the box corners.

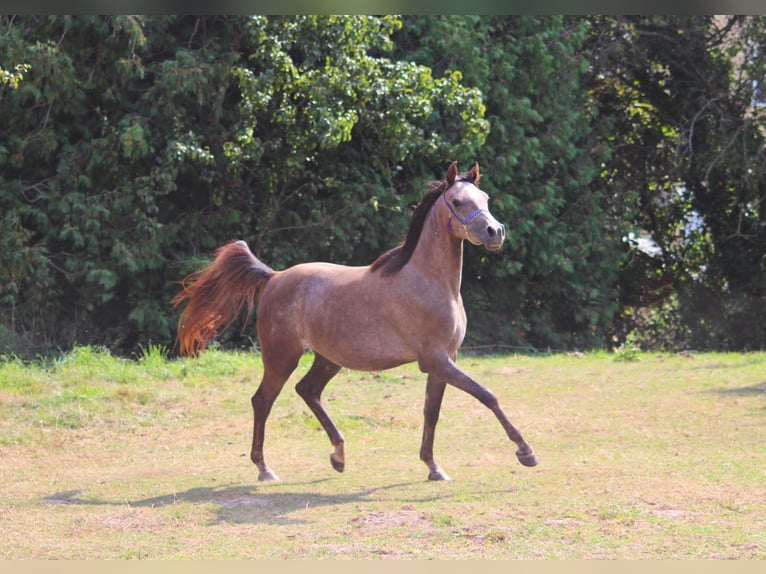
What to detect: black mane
<box><xmin>369</xmin><ymin>179</ymin><xmax>448</xmax><ymax>276</ymax></box>
<box><xmin>370</xmin><ymin>162</ymin><xmax>481</xmax><ymax>276</ymax></box>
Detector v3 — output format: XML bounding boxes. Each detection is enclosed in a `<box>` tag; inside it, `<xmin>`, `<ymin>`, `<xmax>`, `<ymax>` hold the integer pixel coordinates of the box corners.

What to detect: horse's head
<box><xmin>442</xmin><ymin>161</ymin><xmax>506</xmax><ymax>252</ymax></box>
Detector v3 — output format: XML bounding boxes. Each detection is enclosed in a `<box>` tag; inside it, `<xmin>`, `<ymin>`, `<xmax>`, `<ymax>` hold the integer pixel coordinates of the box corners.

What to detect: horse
<box><xmin>173</xmin><ymin>161</ymin><xmax>538</xmax><ymax>481</ymax></box>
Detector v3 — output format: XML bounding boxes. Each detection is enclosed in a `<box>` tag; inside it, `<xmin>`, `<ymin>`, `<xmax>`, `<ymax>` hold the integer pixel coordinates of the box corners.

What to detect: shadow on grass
<box><xmin>713</xmin><ymin>381</ymin><xmax>766</xmax><ymax>397</ymax></box>
<box><xmin>42</xmin><ymin>479</ymin><xmax>472</xmax><ymax>525</ymax></box>
<box><xmin>689</xmin><ymin>356</ymin><xmax>765</xmax><ymax>370</ymax></box>
<box><xmin>712</xmin><ymin>381</ymin><xmax>766</xmax><ymax>415</ymax></box>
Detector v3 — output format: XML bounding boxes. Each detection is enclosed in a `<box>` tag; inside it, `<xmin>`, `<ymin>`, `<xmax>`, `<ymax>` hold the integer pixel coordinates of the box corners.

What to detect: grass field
<box><xmin>0</xmin><ymin>345</ymin><xmax>764</xmax><ymax>559</ymax></box>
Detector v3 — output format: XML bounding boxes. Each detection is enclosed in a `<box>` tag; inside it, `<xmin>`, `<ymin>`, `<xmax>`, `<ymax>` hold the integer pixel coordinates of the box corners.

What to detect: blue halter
<box><xmin>442</xmin><ymin>188</ymin><xmax>485</xmax><ymax>231</ymax></box>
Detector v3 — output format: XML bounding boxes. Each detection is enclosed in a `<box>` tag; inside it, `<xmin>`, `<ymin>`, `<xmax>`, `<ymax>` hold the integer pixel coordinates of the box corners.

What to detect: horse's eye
<box><xmin>452</xmin><ymin>199</ymin><xmax>462</xmax><ymax>208</ymax></box>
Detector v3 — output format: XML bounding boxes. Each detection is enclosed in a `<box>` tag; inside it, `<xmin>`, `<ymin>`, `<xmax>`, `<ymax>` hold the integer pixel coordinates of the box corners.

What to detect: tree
<box><xmin>588</xmin><ymin>16</ymin><xmax>766</xmax><ymax>350</ymax></box>
<box><xmin>395</xmin><ymin>16</ymin><xmax>624</xmax><ymax>350</ymax></box>
<box><xmin>224</xmin><ymin>15</ymin><xmax>488</xmax><ymax>269</ymax></box>
<box><xmin>0</xmin><ymin>15</ymin><xmax>487</xmax><ymax>356</ymax></box>
<box><xmin>1</xmin><ymin>16</ymin><xmax>246</xmax><ymax>353</ymax></box>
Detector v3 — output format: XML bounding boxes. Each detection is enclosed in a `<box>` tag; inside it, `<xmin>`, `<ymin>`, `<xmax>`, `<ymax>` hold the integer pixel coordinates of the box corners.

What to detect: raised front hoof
<box><xmin>516</xmin><ymin>448</ymin><xmax>539</xmax><ymax>467</ymax></box>
<box><xmin>428</xmin><ymin>469</ymin><xmax>451</xmax><ymax>481</ymax></box>
<box><xmin>330</xmin><ymin>453</ymin><xmax>345</xmax><ymax>473</ymax></box>
<box><xmin>258</xmin><ymin>468</ymin><xmax>280</xmax><ymax>482</ymax></box>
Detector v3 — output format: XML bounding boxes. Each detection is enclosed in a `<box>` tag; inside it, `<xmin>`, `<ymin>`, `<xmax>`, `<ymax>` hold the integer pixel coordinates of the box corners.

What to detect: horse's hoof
<box><xmin>258</xmin><ymin>469</ymin><xmax>280</xmax><ymax>482</ymax></box>
<box><xmin>516</xmin><ymin>448</ymin><xmax>539</xmax><ymax>467</ymax></box>
<box><xmin>330</xmin><ymin>453</ymin><xmax>345</xmax><ymax>473</ymax></box>
<box><xmin>428</xmin><ymin>469</ymin><xmax>451</xmax><ymax>481</ymax></box>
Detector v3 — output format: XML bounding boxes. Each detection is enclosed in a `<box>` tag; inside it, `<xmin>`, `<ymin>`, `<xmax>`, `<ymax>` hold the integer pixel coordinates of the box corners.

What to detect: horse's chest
<box><xmin>412</xmin><ymin>293</ymin><xmax>467</xmax><ymax>350</ymax></box>
<box><xmin>444</xmin><ymin>297</ymin><xmax>467</xmax><ymax>348</ymax></box>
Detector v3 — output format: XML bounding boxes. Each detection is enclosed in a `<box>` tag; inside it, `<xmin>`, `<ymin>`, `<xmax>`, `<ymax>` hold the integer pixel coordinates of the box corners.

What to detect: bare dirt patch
<box><xmin>215</xmin><ymin>492</ymin><xmax>272</xmax><ymax>509</ymax></box>
<box><xmin>350</xmin><ymin>506</ymin><xmax>431</xmax><ymax>529</ymax></box>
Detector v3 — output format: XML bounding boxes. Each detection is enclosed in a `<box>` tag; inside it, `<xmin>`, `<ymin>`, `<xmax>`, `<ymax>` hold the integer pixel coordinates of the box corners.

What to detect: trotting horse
<box><xmin>173</xmin><ymin>161</ymin><xmax>538</xmax><ymax>481</ymax></box>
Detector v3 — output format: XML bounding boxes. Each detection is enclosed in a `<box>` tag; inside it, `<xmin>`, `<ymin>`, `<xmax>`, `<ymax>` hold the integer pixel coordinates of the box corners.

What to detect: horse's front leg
<box><xmin>422</xmin><ymin>353</ymin><xmax>538</xmax><ymax>472</ymax></box>
<box><xmin>420</xmin><ymin>373</ymin><xmax>450</xmax><ymax>481</ymax></box>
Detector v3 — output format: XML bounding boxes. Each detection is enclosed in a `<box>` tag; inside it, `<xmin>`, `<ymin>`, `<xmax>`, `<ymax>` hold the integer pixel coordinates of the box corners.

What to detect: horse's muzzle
<box><xmin>483</xmin><ymin>221</ymin><xmax>506</xmax><ymax>252</ymax></box>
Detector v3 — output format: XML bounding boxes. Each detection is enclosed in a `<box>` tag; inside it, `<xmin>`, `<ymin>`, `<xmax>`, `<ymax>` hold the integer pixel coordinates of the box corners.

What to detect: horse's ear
<box><xmin>469</xmin><ymin>161</ymin><xmax>481</xmax><ymax>184</ymax></box>
<box><xmin>446</xmin><ymin>161</ymin><xmax>458</xmax><ymax>184</ymax></box>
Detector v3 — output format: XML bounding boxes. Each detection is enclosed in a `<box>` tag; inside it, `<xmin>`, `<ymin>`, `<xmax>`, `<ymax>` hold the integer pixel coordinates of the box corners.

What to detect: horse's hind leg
<box><xmin>295</xmin><ymin>353</ymin><xmax>344</xmax><ymax>473</ymax></box>
<box><xmin>251</xmin><ymin>346</ymin><xmax>302</xmax><ymax>482</ymax></box>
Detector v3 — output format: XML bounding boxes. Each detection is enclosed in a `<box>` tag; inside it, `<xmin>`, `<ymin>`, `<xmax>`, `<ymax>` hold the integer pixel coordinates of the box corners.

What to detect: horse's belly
<box><xmin>305</xmin><ymin>323</ymin><xmax>418</xmax><ymax>372</ymax></box>
<box><xmin>323</xmin><ymin>350</ymin><xmax>414</xmax><ymax>372</ymax></box>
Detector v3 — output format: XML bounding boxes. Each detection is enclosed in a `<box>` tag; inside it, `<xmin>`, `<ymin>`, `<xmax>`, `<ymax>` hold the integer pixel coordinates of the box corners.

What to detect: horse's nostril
<box><xmin>487</xmin><ymin>226</ymin><xmax>496</xmax><ymax>238</ymax></box>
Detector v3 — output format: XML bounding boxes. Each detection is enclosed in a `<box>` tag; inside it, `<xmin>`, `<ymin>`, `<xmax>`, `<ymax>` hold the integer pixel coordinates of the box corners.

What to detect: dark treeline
<box><xmin>1</xmin><ymin>15</ymin><xmax>765</xmax><ymax>357</ymax></box>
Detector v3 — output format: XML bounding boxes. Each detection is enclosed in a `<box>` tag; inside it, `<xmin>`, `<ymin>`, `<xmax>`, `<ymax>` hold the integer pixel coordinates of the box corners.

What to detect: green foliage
<box><xmin>395</xmin><ymin>16</ymin><xmax>622</xmax><ymax>350</ymax></box>
<box><xmin>0</xmin><ymin>15</ymin><xmax>486</xmax><ymax>356</ymax></box>
<box><xmin>613</xmin><ymin>332</ymin><xmax>643</xmax><ymax>362</ymax></box>
<box><xmin>590</xmin><ymin>16</ymin><xmax>766</xmax><ymax>350</ymax></box>
<box><xmin>0</xmin><ymin>63</ymin><xmax>29</xmax><ymax>89</ymax></box>
<box><xmin>228</xmin><ymin>15</ymin><xmax>488</xmax><ymax>268</ymax></box>
<box><xmin>2</xmin><ymin>15</ymin><xmax>764</xmax><ymax>355</ymax></box>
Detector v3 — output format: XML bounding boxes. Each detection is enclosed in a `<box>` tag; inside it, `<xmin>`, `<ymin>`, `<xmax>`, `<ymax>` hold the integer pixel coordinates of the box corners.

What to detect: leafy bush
<box><xmin>0</xmin><ymin>15</ymin><xmax>486</xmax><ymax>357</ymax></box>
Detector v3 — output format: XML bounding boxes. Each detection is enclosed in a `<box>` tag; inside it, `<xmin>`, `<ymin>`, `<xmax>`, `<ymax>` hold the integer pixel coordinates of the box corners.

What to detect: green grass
<box><xmin>0</xmin><ymin>347</ymin><xmax>764</xmax><ymax>558</ymax></box>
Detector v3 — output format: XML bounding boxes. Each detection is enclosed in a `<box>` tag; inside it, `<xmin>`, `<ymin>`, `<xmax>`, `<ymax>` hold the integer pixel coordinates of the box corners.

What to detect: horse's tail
<box><xmin>172</xmin><ymin>240</ymin><xmax>275</xmax><ymax>356</ymax></box>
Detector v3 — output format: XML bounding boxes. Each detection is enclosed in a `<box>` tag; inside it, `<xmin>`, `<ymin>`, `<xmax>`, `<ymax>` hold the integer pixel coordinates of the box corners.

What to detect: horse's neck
<box><xmin>409</xmin><ymin>206</ymin><xmax>464</xmax><ymax>297</ymax></box>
